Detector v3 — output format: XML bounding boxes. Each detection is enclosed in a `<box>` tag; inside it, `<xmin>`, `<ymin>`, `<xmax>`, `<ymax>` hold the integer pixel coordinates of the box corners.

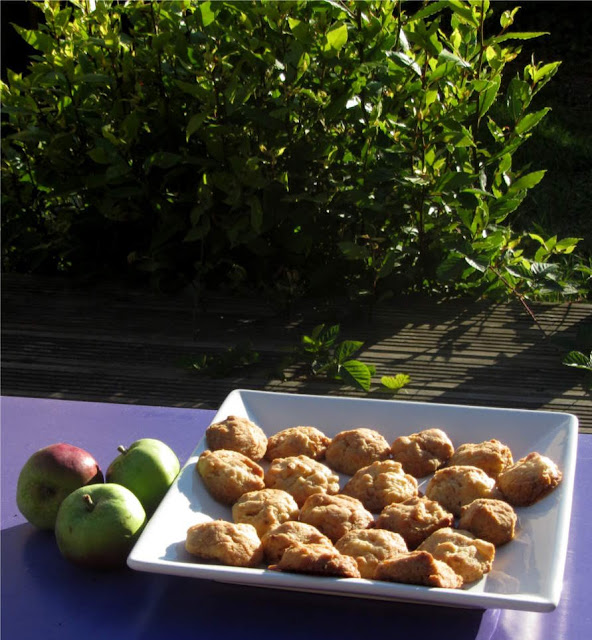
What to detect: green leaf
<box><xmin>325</xmin><ymin>22</ymin><xmax>348</xmax><ymax>52</ymax></box>
<box><xmin>74</xmin><ymin>73</ymin><xmax>113</xmax><ymax>84</ymax></box>
<box><xmin>478</xmin><ymin>75</ymin><xmax>501</xmax><ymax>120</ymax></box>
<box><xmin>186</xmin><ymin>112</ymin><xmax>207</xmax><ymax>141</ymax></box>
<box><xmin>562</xmin><ymin>351</ymin><xmax>592</xmax><ymax>371</ymax></box>
<box><xmin>389</xmin><ymin>52</ymin><xmax>422</xmax><ymax>76</ymax></box>
<box><xmin>198</xmin><ymin>1</ymin><xmax>216</xmax><ymax>27</ymax></box>
<box><xmin>381</xmin><ymin>374</ymin><xmax>411</xmax><ymax>391</ymax></box>
<box><xmin>448</xmin><ymin>0</ymin><xmax>479</xmax><ymax>27</ymax></box>
<box><xmin>464</xmin><ymin>255</ymin><xmax>489</xmax><ymax>272</ymax></box>
<box><xmin>338</xmin><ymin>241</ymin><xmax>371</xmax><ymax>260</ymax></box>
<box><xmin>87</xmin><ymin>147</ymin><xmax>110</xmax><ymax>164</ymax></box>
<box><xmin>554</xmin><ymin>238</ymin><xmax>581</xmax><ymax>254</ymax></box>
<box><xmin>318</xmin><ymin>324</ymin><xmax>340</xmax><ymax>347</ymax></box>
<box><xmin>439</xmin><ymin>49</ymin><xmax>472</xmax><ymax>70</ymax></box>
<box><xmin>334</xmin><ymin>340</ymin><xmax>363</xmax><ymax>364</ymax></box>
<box><xmin>489</xmin><ymin>195</ymin><xmax>524</xmax><ymax>223</ymax></box>
<box><xmin>145</xmin><ymin>152</ymin><xmax>182</xmax><ymax>170</ymax></box>
<box><xmin>531</xmin><ymin>62</ymin><xmax>561</xmax><ymax>84</ymax></box>
<box><xmin>515</xmin><ymin>108</ymin><xmax>550</xmax><ymax>135</ymax></box>
<box><xmin>495</xmin><ymin>31</ymin><xmax>548</xmax><ymax>43</ymax></box>
<box><xmin>508</xmin><ymin>170</ymin><xmax>546</xmax><ymax>194</ymax></box>
<box><xmin>339</xmin><ymin>360</ymin><xmax>372</xmax><ymax>391</ymax></box>
<box><xmin>248</xmin><ymin>195</ymin><xmax>264</xmax><ymax>233</ymax></box>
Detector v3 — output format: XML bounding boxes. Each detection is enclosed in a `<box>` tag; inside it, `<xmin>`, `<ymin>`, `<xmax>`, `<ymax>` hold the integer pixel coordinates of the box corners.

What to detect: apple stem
<box><xmin>82</xmin><ymin>494</ymin><xmax>95</xmax><ymax>512</ymax></box>
<box><xmin>117</xmin><ymin>445</ymin><xmax>128</xmax><ymax>455</ymax></box>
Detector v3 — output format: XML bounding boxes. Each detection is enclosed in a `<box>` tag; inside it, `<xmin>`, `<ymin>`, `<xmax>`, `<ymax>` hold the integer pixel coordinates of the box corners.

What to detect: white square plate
<box><xmin>128</xmin><ymin>390</ymin><xmax>578</xmax><ymax>611</ymax></box>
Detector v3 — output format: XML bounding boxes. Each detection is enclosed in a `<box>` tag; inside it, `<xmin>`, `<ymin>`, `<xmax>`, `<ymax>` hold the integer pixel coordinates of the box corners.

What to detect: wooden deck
<box><xmin>2</xmin><ymin>273</ymin><xmax>591</xmax><ymax>433</ymax></box>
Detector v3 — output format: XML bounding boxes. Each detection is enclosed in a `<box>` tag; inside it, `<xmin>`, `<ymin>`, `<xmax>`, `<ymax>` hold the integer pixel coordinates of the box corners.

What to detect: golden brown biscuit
<box><xmin>264</xmin><ymin>455</ymin><xmax>340</xmax><ymax>507</ymax></box>
<box><xmin>458</xmin><ymin>498</ymin><xmax>517</xmax><ymax>546</ymax></box>
<box><xmin>497</xmin><ymin>452</ymin><xmax>562</xmax><ymax>506</ymax></box>
<box><xmin>197</xmin><ymin>449</ymin><xmax>265</xmax><ymax>505</ymax></box>
<box><xmin>375</xmin><ymin>496</ymin><xmax>454</xmax><ymax>549</ymax></box>
<box><xmin>375</xmin><ymin>550</ymin><xmax>463</xmax><ymax>589</ymax></box>
<box><xmin>334</xmin><ymin>529</ymin><xmax>408</xmax><ymax>579</ymax></box>
<box><xmin>261</xmin><ymin>521</ymin><xmax>334</xmax><ymax>564</ymax></box>
<box><xmin>265</xmin><ymin>426</ymin><xmax>331</xmax><ymax>462</ymax></box>
<box><xmin>342</xmin><ymin>460</ymin><xmax>418</xmax><ymax>512</ymax></box>
<box><xmin>231</xmin><ymin>488</ymin><xmax>299</xmax><ymax>537</ymax></box>
<box><xmin>390</xmin><ymin>428</ymin><xmax>454</xmax><ymax>477</ymax></box>
<box><xmin>425</xmin><ymin>465</ymin><xmax>497</xmax><ymax>517</ymax></box>
<box><xmin>205</xmin><ymin>415</ymin><xmax>267</xmax><ymax>461</ymax></box>
<box><xmin>299</xmin><ymin>493</ymin><xmax>374</xmax><ymax>542</ymax></box>
<box><xmin>448</xmin><ymin>439</ymin><xmax>513</xmax><ymax>478</ymax></box>
<box><xmin>418</xmin><ymin>527</ymin><xmax>495</xmax><ymax>584</ymax></box>
<box><xmin>185</xmin><ymin>520</ymin><xmax>263</xmax><ymax>567</ymax></box>
<box><xmin>325</xmin><ymin>428</ymin><xmax>391</xmax><ymax>476</ymax></box>
<box><xmin>269</xmin><ymin>543</ymin><xmax>361</xmax><ymax>578</ymax></box>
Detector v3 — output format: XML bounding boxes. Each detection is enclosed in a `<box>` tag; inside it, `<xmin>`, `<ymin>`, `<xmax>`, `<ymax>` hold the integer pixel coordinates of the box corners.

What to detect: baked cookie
<box><xmin>264</xmin><ymin>455</ymin><xmax>340</xmax><ymax>507</ymax></box>
<box><xmin>342</xmin><ymin>460</ymin><xmax>418</xmax><ymax>512</ymax></box>
<box><xmin>299</xmin><ymin>493</ymin><xmax>374</xmax><ymax>542</ymax></box>
<box><xmin>448</xmin><ymin>439</ymin><xmax>513</xmax><ymax>478</ymax></box>
<box><xmin>232</xmin><ymin>488</ymin><xmax>299</xmax><ymax>537</ymax></box>
<box><xmin>458</xmin><ymin>498</ymin><xmax>517</xmax><ymax>546</ymax></box>
<box><xmin>497</xmin><ymin>452</ymin><xmax>562</xmax><ymax>506</ymax></box>
<box><xmin>390</xmin><ymin>428</ymin><xmax>454</xmax><ymax>477</ymax></box>
<box><xmin>205</xmin><ymin>415</ymin><xmax>267</xmax><ymax>461</ymax></box>
<box><xmin>375</xmin><ymin>496</ymin><xmax>454</xmax><ymax>549</ymax></box>
<box><xmin>325</xmin><ymin>428</ymin><xmax>391</xmax><ymax>476</ymax></box>
<box><xmin>269</xmin><ymin>543</ymin><xmax>361</xmax><ymax>578</ymax></box>
<box><xmin>197</xmin><ymin>449</ymin><xmax>265</xmax><ymax>505</ymax></box>
<box><xmin>265</xmin><ymin>426</ymin><xmax>331</xmax><ymax>462</ymax></box>
<box><xmin>374</xmin><ymin>550</ymin><xmax>463</xmax><ymax>589</ymax></box>
<box><xmin>185</xmin><ymin>520</ymin><xmax>263</xmax><ymax>567</ymax></box>
<box><xmin>425</xmin><ymin>465</ymin><xmax>497</xmax><ymax>517</ymax></box>
<box><xmin>334</xmin><ymin>528</ymin><xmax>408</xmax><ymax>579</ymax></box>
<box><xmin>418</xmin><ymin>527</ymin><xmax>495</xmax><ymax>584</ymax></box>
<box><xmin>261</xmin><ymin>521</ymin><xmax>333</xmax><ymax>564</ymax></box>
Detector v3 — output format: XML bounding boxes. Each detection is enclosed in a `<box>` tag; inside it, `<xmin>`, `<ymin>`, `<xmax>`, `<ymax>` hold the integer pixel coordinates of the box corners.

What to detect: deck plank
<box><xmin>2</xmin><ymin>274</ymin><xmax>590</xmax><ymax>432</ymax></box>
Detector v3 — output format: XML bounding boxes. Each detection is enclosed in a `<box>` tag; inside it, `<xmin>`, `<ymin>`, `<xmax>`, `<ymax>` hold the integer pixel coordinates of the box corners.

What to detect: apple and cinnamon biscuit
<box><xmin>299</xmin><ymin>493</ymin><xmax>374</xmax><ymax>542</ymax></box>
<box><xmin>425</xmin><ymin>465</ymin><xmax>498</xmax><ymax>517</ymax></box>
<box><xmin>269</xmin><ymin>543</ymin><xmax>361</xmax><ymax>578</ymax></box>
<box><xmin>497</xmin><ymin>452</ymin><xmax>562</xmax><ymax>506</ymax></box>
<box><xmin>375</xmin><ymin>496</ymin><xmax>454</xmax><ymax>549</ymax></box>
<box><xmin>231</xmin><ymin>488</ymin><xmax>299</xmax><ymax>537</ymax></box>
<box><xmin>458</xmin><ymin>498</ymin><xmax>517</xmax><ymax>546</ymax></box>
<box><xmin>265</xmin><ymin>426</ymin><xmax>331</xmax><ymax>462</ymax></box>
<box><xmin>197</xmin><ymin>449</ymin><xmax>265</xmax><ymax>505</ymax></box>
<box><xmin>264</xmin><ymin>455</ymin><xmax>340</xmax><ymax>507</ymax></box>
<box><xmin>334</xmin><ymin>528</ymin><xmax>408</xmax><ymax>579</ymax></box>
<box><xmin>375</xmin><ymin>550</ymin><xmax>463</xmax><ymax>589</ymax></box>
<box><xmin>448</xmin><ymin>439</ymin><xmax>513</xmax><ymax>479</ymax></box>
<box><xmin>342</xmin><ymin>460</ymin><xmax>418</xmax><ymax>512</ymax></box>
<box><xmin>325</xmin><ymin>428</ymin><xmax>391</xmax><ymax>476</ymax></box>
<box><xmin>185</xmin><ymin>520</ymin><xmax>263</xmax><ymax>567</ymax></box>
<box><xmin>390</xmin><ymin>428</ymin><xmax>454</xmax><ymax>478</ymax></box>
<box><xmin>261</xmin><ymin>521</ymin><xmax>333</xmax><ymax>564</ymax></box>
<box><xmin>205</xmin><ymin>415</ymin><xmax>268</xmax><ymax>462</ymax></box>
<box><xmin>418</xmin><ymin>527</ymin><xmax>495</xmax><ymax>584</ymax></box>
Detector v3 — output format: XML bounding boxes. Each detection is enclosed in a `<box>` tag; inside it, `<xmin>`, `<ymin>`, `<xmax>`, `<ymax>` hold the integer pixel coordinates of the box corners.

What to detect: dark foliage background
<box><xmin>2</xmin><ymin>1</ymin><xmax>589</xmax><ymax>304</ymax></box>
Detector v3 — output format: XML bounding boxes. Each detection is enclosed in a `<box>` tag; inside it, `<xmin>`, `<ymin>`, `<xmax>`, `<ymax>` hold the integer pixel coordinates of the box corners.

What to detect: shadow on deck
<box><xmin>1</xmin><ymin>274</ymin><xmax>590</xmax><ymax>432</ymax></box>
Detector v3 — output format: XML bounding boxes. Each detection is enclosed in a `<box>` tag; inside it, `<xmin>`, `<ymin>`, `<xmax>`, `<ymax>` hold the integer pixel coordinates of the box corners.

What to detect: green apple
<box><xmin>16</xmin><ymin>443</ymin><xmax>103</xmax><ymax>530</ymax></box>
<box><xmin>55</xmin><ymin>483</ymin><xmax>146</xmax><ymax>569</ymax></box>
<box><xmin>106</xmin><ymin>438</ymin><xmax>180</xmax><ymax>516</ymax></box>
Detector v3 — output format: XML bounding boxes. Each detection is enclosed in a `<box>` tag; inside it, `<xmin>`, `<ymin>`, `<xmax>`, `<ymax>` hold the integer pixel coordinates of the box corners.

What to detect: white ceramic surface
<box><xmin>128</xmin><ymin>390</ymin><xmax>578</xmax><ymax>612</ymax></box>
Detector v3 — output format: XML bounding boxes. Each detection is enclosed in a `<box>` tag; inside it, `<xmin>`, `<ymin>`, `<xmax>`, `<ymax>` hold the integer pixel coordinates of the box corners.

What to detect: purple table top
<box><xmin>1</xmin><ymin>396</ymin><xmax>590</xmax><ymax>640</ymax></box>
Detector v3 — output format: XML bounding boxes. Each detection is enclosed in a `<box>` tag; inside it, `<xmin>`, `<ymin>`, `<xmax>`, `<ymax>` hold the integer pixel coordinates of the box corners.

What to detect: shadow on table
<box><xmin>1</xmin><ymin>523</ymin><xmax>498</xmax><ymax>640</ymax></box>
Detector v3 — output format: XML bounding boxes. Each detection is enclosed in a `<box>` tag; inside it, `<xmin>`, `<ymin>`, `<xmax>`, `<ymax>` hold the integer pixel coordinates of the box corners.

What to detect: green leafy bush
<box><xmin>2</xmin><ymin>0</ymin><xmax>587</xmax><ymax>300</ymax></box>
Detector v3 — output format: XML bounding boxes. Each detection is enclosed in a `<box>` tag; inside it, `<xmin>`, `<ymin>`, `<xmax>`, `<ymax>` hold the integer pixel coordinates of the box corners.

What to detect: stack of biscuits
<box><xmin>185</xmin><ymin>415</ymin><xmax>562</xmax><ymax>589</ymax></box>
